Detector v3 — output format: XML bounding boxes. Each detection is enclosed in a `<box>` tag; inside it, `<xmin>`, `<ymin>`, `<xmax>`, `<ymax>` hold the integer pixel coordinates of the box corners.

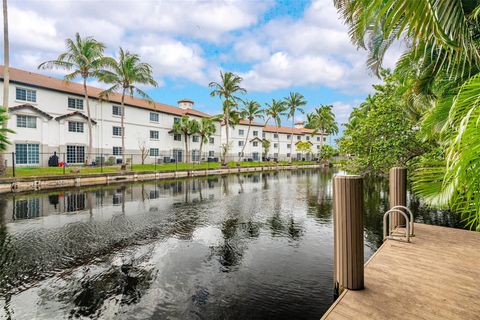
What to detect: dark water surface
<box><xmin>0</xmin><ymin>169</ymin><xmax>459</xmax><ymax>320</ymax></box>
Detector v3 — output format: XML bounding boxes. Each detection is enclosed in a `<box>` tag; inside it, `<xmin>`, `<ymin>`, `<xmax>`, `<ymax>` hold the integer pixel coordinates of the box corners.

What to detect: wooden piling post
<box><xmin>333</xmin><ymin>174</ymin><xmax>364</xmax><ymax>295</ymax></box>
<box><xmin>389</xmin><ymin>167</ymin><xmax>407</xmax><ymax>228</ymax></box>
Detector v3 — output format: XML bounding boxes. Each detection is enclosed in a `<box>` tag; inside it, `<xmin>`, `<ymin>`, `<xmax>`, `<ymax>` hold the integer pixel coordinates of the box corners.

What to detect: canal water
<box><xmin>0</xmin><ymin>169</ymin><xmax>459</xmax><ymax>320</ymax></box>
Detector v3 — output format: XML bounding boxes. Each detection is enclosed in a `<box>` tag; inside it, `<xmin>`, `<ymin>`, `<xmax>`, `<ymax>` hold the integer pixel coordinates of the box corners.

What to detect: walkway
<box><xmin>321</xmin><ymin>223</ymin><xmax>480</xmax><ymax>320</ymax></box>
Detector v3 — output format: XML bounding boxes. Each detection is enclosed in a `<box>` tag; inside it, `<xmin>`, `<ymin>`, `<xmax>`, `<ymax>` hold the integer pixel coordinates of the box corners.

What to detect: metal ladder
<box><xmin>383</xmin><ymin>205</ymin><xmax>414</xmax><ymax>242</ymax></box>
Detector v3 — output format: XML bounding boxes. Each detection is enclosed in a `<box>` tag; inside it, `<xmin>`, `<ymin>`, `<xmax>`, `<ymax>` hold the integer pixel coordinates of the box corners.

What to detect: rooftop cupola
<box><xmin>294</xmin><ymin>120</ymin><xmax>305</xmax><ymax>129</ymax></box>
<box><xmin>178</xmin><ymin>98</ymin><xmax>194</xmax><ymax>109</ymax></box>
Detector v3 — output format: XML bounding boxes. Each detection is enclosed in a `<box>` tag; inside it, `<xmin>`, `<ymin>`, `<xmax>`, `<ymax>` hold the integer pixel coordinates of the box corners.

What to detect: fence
<box><xmin>0</xmin><ymin>150</ymin><xmax>319</xmax><ymax>177</ymax></box>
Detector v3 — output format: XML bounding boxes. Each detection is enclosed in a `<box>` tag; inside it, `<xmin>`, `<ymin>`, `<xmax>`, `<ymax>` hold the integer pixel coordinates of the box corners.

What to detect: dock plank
<box><xmin>321</xmin><ymin>223</ymin><xmax>480</xmax><ymax>320</ymax></box>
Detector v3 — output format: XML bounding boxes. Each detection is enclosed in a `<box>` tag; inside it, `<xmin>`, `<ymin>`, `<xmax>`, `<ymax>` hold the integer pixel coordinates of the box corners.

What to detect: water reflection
<box><xmin>0</xmin><ymin>170</ymin><xmax>460</xmax><ymax>320</ymax></box>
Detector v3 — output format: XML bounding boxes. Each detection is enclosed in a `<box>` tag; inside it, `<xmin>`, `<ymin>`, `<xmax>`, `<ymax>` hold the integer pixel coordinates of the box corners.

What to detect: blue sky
<box><xmin>6</xmin><ymin>0</ymin><xmax>400</xmax><ymax>135</ymax></box>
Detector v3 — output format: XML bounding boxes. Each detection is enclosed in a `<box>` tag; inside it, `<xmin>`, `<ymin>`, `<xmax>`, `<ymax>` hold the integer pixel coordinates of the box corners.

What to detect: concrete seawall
<box><xmin>0</xmin><ymin>164</ymin><xmax>322</xmax><ymax>194</ymax></box>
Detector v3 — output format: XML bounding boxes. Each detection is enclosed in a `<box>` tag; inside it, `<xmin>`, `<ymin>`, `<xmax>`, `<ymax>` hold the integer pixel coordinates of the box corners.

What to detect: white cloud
<box><xmin>231</xmin><ymin>0</ymin><xmax>388</xmax><ymax>93</ymax></box>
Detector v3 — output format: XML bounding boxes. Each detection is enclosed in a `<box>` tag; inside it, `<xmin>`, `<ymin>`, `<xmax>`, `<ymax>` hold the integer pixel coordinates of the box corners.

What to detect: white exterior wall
<box><xmin>0</xmin><ymin>81</ymin><xmax>221</xmax><ymax>165</ymax></box>
<box><xmin>221</xmin><ymin>124</ymin><xmax>263</xmax><ymax>160</ymax></box>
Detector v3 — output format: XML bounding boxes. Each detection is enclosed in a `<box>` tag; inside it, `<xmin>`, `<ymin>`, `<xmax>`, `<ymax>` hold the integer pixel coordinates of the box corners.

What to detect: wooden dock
<box><xmin>321</xmin><ymin>223</ymin><xmax>480</xmax><ymax>320</ymax></box>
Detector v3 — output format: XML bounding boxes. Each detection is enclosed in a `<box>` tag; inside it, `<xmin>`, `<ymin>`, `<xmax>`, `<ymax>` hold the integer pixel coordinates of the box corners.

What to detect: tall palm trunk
<box><xmin>224</xmin><ymin>100</ymin><xmax>229</xmax><ymax>165</ymax></box>
<box><xmin>319</xmin><ymin>125</ymin><xmax>324</xmax><ymax>162</ymax></box>
<box><xmin>120</xmin><ymin>88</ymin><xmax>126</xmax><ymax>163</ymax></box>
<box><xmin>184</xmin><ymin>132</ymin><xmax>189</xmax><ymax>163</ymax></box>
<box><xmin>199</xmin><ymin>136</ymin><xmax>204</xmax><ymax>163</ymax></box>
<box><xmin>276</xmin><ymin>129</ymin><xmax>280</xmax><ymax>160</ymax></box>
<box><xmin>238</xmin><ymin>122</ymin><xmax>251</xmax><ymax>163</ymax></box>
<box><xmin>290</xmin><ymin>111</ymin><xmax>295</xmax><ymax>162</ymax></box>
<box><xmin>0</xmin><ymin>0</ymin><xmax>8</xmax><ymax>175</ymax></box>
<box><xmin>82</xmin><ymin>78</ymin><xmax>93</xmax><ymax>164</ymax></box>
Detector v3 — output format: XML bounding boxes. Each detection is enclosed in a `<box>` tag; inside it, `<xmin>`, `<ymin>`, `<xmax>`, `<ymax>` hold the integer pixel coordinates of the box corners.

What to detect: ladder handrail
<box><xmin>383</xmin><ymin>209</ymin><xmax>410</xmax><ymax>242</ymax></box>
<box><xmin>391</xmin><ymin>205</ymin><xmax>414</xmax><ymax>236</ymax></box>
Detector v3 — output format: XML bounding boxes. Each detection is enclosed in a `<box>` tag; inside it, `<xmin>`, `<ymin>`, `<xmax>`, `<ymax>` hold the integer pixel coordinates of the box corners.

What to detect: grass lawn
<box><xmin>5</xmin><ymin>161</ymin><xmax>317</xmax><ymax>178</ymax></box>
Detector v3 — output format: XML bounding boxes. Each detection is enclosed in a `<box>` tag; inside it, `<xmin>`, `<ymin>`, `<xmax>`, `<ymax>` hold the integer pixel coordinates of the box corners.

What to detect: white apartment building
<box><xmin>222</xmin><ymin>120</ymin><xmax>327</xmax><ymax>161</ymax></box>
<box><xmin>0</xmin><ymin>66</ymin><xmax>222</xmax><ymax>166</ymax></box>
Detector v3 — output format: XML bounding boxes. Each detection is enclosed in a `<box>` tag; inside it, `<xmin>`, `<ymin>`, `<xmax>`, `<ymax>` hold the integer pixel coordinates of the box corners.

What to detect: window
<box><xmin>192</xmin><ymin>135</ymin><xmax>199</xmax><ymax>142</ymax></box>
<box><xmin>262</xmin><ymin>132</ymin><xmax>266</xmax><ymax>138</ymax></box>
<box><xmin>317</xmin><ymin>136</ymin><xmax>320</xmax><ymax>141</ymax></box>
<box><xmin>192</xmin><ymin>150</ymin><xmax>200</xmax><ymax>162</ymax></box>
<box><xmin>66</xmin><ymin>145</ymin><xmax>85</xmax><ymax>163</ymax></box>
<box><xmin>173</xmin><ymin>149</ymin><xmax>183</xmax><ymax>162</ymax></box>
<box><xmin>68</xmin><ymin>98</ymin><xmax>83</xmax><ymax>110</ymax></box>
<box><xmin>66</xmin><ymin>193</ymin><xmax>86</xmax><ymax>212</ymax></box>
<box><xmin>239</xmin><ymin>129</ymin><xmax>244</xmax><ymax>136</ymax></box>
<box><xmin>323</xmin><ymin>137</ymin><xmax>327</xmax><ymax>142</ymax></box>
<box><xmin>274</xmin><ymin>143</ymin><xmax>278</xmax><ymax>148</ymax></box>
<box><xmin>150</xmin><ymin>148</ymin><xmax>159</xmax><ymax>156</ymax></box>
<box><xmin>112</xmin><ymin>105</ymin><xmax>123</xmax><ymax>116</ymax></box>
<box><xmin>68</xmin><ymin>121</ymin><xmax>84</xmax><ymax>133</ymax></box>
<box><xmin>150</xmin><ymin>130</ymin><xmax>159</xmax><ymax>140</ymax></box>
<box><xmin>317</xmin><ymin>145</ymin><xmax>320</xmax><ymax>149</ymax></box>
<box><xmin>209</xmin><ymin>137</ymin><xmax>214</xmax><ymax>144</ymax></box>
<box><xmin>252</xmin><ymin>152</ymin><xmax>259</xmax><ymax>161</ymax></box>
<box><xmin>287</xmin><ymin>134</ymin><xmax>291</xmax><ymax>139</ymax></box>
<box><xmin>174</xmin><ymin>134</ymin><xmax>181</xmax><ymax>141</ymax></box>
<box><xmin>15</xmin><ymin>143</ymin><xmax>39</xmax><ymax>164</ymax></box>
<box><xmin>173</xmin><ymin>117</ymin><xmax>180</xmax><ymax>124</ymax></box>
<box><xmin>15</xmin><ymin>198</ymin><xmax>40</xmax><ymax>219</ymax></box>
<box><xmin>274</xmin><ymin>153</ymin><xmax>278</xmax><ymax>158</ymax></box>
<box><xmin>238</xmin><ymin>141</ymin><xmax>244</xmax><ymax>146</ymax></box>
<box><xmin>150</xmin><ymin>112</ymin><xmax>159</xmax><ymax>122</ymax></box>
<box><xmin>17</xmin><ymin>115</ymin><xmax>36</xmax><ymax>128</ymax></box>
<box><xmin>287</xmin><ymin>153</ymin><xmax>291</xmax><ymax>158</ymax></box>
<box><xmin>287</xmin><ymin>144</ymin><xmax>291</xmax><ymax>148</ymax></box>
<box><xmin>297</xmin><ymin>135</ymin><xmax>301</xmax><ymax>140</ymax></box>
<box><xmin>208</xmin><ymin>150</ymin><xmax>215</xmax><ymax>157</ymax></box>
<box><xmin>306</xmin><ymin>136</ymin><xmax>310</xmax><ymax>141</ymax></box>
<box><xmin>253</xmin><ymin>141</ymin><xmax>258</xmax><ymax>147</ymax></box>
<box><xmin>113</xmin><ymin>126</ymin><xmax>123</xmax><ymax>136</ymax></box>
<box><xmin>274</xmin><ymin>133</ymin><xmax>278</xmax><ymax>138</ymax></box>
<box><xmin>253</xmin><ymin>131</ymin><xmax>258</xmax><ymax>136</ymax></box>
<box><xmin>113</xmin><ymin>146</ymin><xmax>122</xmax><ymax>156</ymax></box>
<box><xmin>16</xmin><ymin>87</ymin><xmax>36</xmax><ymax>102</ymax></box>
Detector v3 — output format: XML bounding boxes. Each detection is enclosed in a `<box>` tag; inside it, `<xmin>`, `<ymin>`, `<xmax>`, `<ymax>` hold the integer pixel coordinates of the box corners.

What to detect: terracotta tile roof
<box><xmin>9</xmin><ymin>103</ymin><xmax>53</xmax><ymax>120</ymax></box>
<box><xmin>237</xmin><ymin>119</ymin><xmax>265</xmax><ymax>127</ymax></box>
<box><xmin>1</xmin><ymin>66</ymin><xmax>213</xmax><ymax>118</ymax></box>
<box><xmin>263</xmin><ymin>125</ymin><xmax>305</xmax><ymax>134</ymax></box>
<box><xmin>55</xmin><ymin>111</ymin><xmax>97</xmax><ymax>124</ymax></box>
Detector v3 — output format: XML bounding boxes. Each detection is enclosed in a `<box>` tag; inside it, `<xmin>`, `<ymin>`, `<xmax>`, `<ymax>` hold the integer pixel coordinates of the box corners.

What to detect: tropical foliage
<box><xmin>197</xmin><ymin>118</ymin><xmax>216</xmax><ymax>161</ymax></box>
<box><xmin>338</xmin><ymin>70</ymin><xmax>427</xmax><ymax>175</ymax></box>
<box><xmin>0</xmin><ymin>108</ymin><xmax>13</xmax><ymax>151</ymax></box>
<box><xmin>265</xmin><ymin>99</ymin><xmax>287</xmax><ymax>154</ymax></box>
<box><xmin>209</xmin><ymin>71</ymin><xmax>246</xmax><ymax>164</ymax></box>
<box><xmin>335</xmin><ymin>0</ymin><xmax>480</xmax><ymax>229</ymax></box>
<box><xmin>284</xmin><ymin>92</ymin><xmax>307</xmax><ymax>159</ymax></box>
<box><xmin>99</xmin><ymin>47</ymin><xmax>157</xmax><ymax>161</ymax></box>
<box><xmin>39</xmin><ymin>33</ymin><xmax>114</xmax><ymax>163</ymax></box>
<box><xmin>238</xmin><ymin>100</ymin><xmax>263</xmax><ymax>161</ymax></box>
<box><xmin>305</xmin><ymin>105</ymin><xmax>338</xmax><ymax>150</ymax></box>
<box><xmin>171</xmin><ymin>115</ymin><xmax>199</xmax><ymax>163</ymax></box>
<box><xmin>296</xmin><ymin>141</ymin><xmax>312</xmax><ymax>157</ymax></box>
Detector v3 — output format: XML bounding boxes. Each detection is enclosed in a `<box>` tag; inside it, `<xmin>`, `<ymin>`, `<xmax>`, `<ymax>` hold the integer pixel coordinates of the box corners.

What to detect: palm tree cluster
<box><xmin>38</xmin><ymin>33</ymin><xmax>158</xmax><ymax>163</ymax></box>
<box><xmin>209</xmin><ymin>72</ymin><xmax>338</xmax><ymax>163</ymax></box>
<box><xmin>334</xmin><ymin>0</ymin><xmax>480</xmax><ymax>229</ymax></box>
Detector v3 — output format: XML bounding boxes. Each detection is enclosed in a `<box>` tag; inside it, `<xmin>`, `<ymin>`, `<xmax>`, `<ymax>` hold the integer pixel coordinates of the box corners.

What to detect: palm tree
<box><xmin>312</xmin><ymin>105</ymin><xmax>337</xmax><ymax>150</ymax></box>
<box><xmin>0</xmin><ymin>108</ymin><xmax>13</xmax><ymax>151</ymax></box>
<box><xmin>99</xmin><ymin>47</ymin><xmax>157</xmax><ymax>163</ymax></box>
<box><xmin>39</xmin><ymin>33</ymin><xmax>113</xmax><ymax>164</ymax></box>
<box><xmin>265</xmin><ymin>99</ymin><xmax>287</xmax><ymax>159</ymax></box>
<box><xmin>238</xmin><ymin>100</ymin><xmax>264</xmax><ymax>163</ymax></box>
<box><xmin>172</xmin><ymin>115</ymin><xmax>199</xmax><ymax>163</ymax></box>
<box><xmin>0</xmin><ymin>0</ymin><xmax>9</xmax><ymax>175</ymax></box>
<box><xmin>209</xmin><ymin>71</ymin><xmax>246</xmax><ymax>164</ymax></box>
<box><xmin>284</xmin><ymin>92</ymin><xmax>307</xmax><ymax>161</ymax></box>
<box><xmin>197</xmin><ymin>118</ymin><xmax>216</xmax><ymax>162</ymax></box>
